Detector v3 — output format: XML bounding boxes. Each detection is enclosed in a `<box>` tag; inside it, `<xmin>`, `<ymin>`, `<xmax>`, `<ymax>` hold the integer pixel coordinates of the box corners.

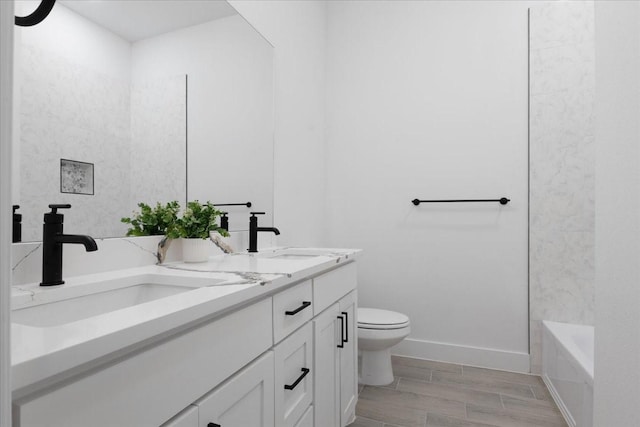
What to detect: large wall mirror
<box><xmin>13</xmin><ymin>0</ymin><xmax>274</xmax><ymax>242</ymax></box>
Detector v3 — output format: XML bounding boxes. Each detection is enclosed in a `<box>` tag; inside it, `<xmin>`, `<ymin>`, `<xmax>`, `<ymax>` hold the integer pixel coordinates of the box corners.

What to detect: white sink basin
<box><xmin>13</xmin><ymin>283</ymin><xmax>198</xmax><ymax>327</ymax></box>
<box><xmin>12</xmin><ymin>273</ymin><xmax>235</xmax><ymax>328</ymax></box>
<box><xmin>269</xmin><ymin>253</ymin><xmax>321</xmax><ymax>260</ymax></box>
<box><xmin>257</xmin><ymin>248</ymin><xmax>338</xmax><ymax>260</ymax></box>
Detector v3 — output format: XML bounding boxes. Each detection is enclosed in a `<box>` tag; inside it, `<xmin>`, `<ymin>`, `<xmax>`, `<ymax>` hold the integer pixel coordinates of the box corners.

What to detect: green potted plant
<box><xmin>166</xmin><ymin>201</ymin><xmax>229</xmax><ymax>262</ymax></box>
<box><xmin>121</xmin><ymin>201</ymin><xmax>180</xmax><ymax>236</ymax></box>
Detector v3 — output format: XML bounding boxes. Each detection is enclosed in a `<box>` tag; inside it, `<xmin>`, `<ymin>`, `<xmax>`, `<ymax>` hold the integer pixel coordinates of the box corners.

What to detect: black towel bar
<box><xmin>412</xmin><ymin>198</ymin><xmax>510</xmax><ymax>205</ymax></box>
<box><xmin>213</xmin><ymin>202</ymin><xmax>252</xmax><ymax>207</ymax></box>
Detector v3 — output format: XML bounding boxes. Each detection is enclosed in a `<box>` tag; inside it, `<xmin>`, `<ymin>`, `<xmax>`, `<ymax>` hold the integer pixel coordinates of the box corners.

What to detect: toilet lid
<box><xmin>358</xmin><ymin>308</ymin><xmax>410</xmax><ymax>329</ymax></box>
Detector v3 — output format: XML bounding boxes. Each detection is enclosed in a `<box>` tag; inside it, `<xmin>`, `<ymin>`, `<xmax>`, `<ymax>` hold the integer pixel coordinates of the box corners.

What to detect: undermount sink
<box><xmin>13</xmin><ymin>283</ymin><xmax>198</xmax><ymax>327</ymax></box>
<box><xmin>257</xmin><ymin>248</ymin><xmax>339</xmax><ymax>260</ymax></box>
<box><xmin>12</xmin><ymin>274</ymin><xmax>232</xmax><ymax>328</ymax></box>
<box><xmin>269</xmin><ymin>253</ymin><xmax>321</xmax><ymax>260</ymax></box>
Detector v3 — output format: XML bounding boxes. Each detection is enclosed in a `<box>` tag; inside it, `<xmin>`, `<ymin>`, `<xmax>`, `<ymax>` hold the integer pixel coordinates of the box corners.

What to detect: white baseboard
<box><xmin>392</xmin><ymin>337</ymin><xmax>531</xmax><ymax>373</ymax></box>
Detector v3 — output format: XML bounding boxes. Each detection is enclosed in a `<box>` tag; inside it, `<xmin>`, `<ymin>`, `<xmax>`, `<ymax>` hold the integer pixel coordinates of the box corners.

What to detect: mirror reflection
<box><xmin>13</xmin><ymin>0</ymin><xmax>274</xmax><ymax>242</ymax></box>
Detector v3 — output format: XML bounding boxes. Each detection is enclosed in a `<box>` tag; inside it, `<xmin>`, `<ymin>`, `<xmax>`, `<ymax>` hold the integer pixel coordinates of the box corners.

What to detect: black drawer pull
<box><xmin>284</xmin><ymin>367</ymin><xmax>310</xmax><ymax>390</ymax></box>
<box><xmin>342</xmin><ymin>311</ymin><xmax>349</xmax><ymax>343</ymax></box>
<box><xmin>337</xmin><ymin>315</ymin><xmax>345</xmax><ymax>348</ymax></box>
<box><xmin>208</xmin><ymin>423</ymin><xmax>221</xmax><ymax>427</ymax></box>
<box><xmin>285</xmin><ymin>301</ymin><xmax>311</xmax><ymax>316</ymax></box>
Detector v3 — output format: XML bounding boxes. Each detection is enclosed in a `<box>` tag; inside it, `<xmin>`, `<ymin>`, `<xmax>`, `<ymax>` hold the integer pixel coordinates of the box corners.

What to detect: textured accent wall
<box><xmin>17</xmin><ymin>23</ymin><xmax>186</xmax><ymax>241</ymax></box>
<box><xmin>529</xmin><ymin>1</ymin><xmax>595</xmax><ymax>374</ymax></box>
<box><xmin>130</xmin><ymin>75</ymin><xmax>186</xmax><ymax>213</ymax></box>
<box><xmin>19</xmin><ymin>44</ymin><xmax>131</xmax><ymax>241</ymax></box>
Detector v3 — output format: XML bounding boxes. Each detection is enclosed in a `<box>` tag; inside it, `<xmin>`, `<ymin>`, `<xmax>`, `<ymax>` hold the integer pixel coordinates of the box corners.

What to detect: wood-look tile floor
<box><xmin>352</xmin><ymin>356</ymin><xmax>568</xmax><ymax>427</ymax></box>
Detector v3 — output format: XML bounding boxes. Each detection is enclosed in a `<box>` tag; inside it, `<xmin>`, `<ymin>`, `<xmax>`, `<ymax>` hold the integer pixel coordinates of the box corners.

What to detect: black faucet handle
<box><xmin>250</xmin><ymin>212</ymin><xmax>266</xmax><ymax>216</ymax></box>
<box><xmin>13</xmin><ymin>205</ymin><xmax>20</xmax><ymax>213</ymax></box>
<box><xmin>220</xmin><ymin>212</ymin><xmax>229</xmax><ymax>231</ymax></box>
<box><xmin>48</xmin><ymin>204</ymin><xmax>71</xmax><ymax>214</ymax></box>
<box><xmin>45</xmin><ymin>204</ymin><xmax>71</xmax><ymax>224</ymax></box>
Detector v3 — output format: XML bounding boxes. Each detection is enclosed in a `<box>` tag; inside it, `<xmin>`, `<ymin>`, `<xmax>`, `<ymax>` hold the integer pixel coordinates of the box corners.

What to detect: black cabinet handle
<box><xmin>285</xmin><ymin>301</ymin><xmax>311</xmax><ymax>316</ymax></box>
<box><xmin>337</xmin><ymin>315</ymin><xmax>345</xmax><ymax>348</ymax></box>
<box><xmin>208</xmin><ymin>423</ymin><xmax>221</xmax><ymax>427</ymax></box>
<box><xmin>284</xmin><ymin>368</ymin><xmax>310</xmax><ymax>390</ymax></box>
<box><xmin>342</xmin><ymin>311</ymin><xmax>349</xmax><ymax>343</ymax></box>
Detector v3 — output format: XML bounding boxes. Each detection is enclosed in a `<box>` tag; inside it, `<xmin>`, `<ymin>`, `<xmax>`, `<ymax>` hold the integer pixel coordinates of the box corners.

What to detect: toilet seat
<box><xmin>358</xmin><ymin>308</ymin><xmax>410</xmax><ymax>330</ymax></box>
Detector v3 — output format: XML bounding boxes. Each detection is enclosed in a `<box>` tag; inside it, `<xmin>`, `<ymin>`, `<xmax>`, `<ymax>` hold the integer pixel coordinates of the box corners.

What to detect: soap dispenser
<box><xmin>13</xmin><ymin>205</ymin><xmax>21</xmax><ymax>243</ymax></box>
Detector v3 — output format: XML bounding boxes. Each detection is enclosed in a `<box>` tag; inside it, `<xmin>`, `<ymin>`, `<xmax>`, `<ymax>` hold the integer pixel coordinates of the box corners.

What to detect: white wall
<box><xmin>228</xmin><ymin>0</ymin><xmax>327</xmax><ymax>247</ymax></box>
<box><xmin>529</xmin><ymin>1</ymin><xmax>595</xmax><ymax>374</ymax></box>
<box><xmin>131</xmin><ymin>14</ymin><xmax>273</xmax><ymax>233</ymax></box>
<box><xmin>14</xmin><ymin>1</ymin><xmax>131</xmax><ymax>79</ymax></box>
<box><xmin>594</xmin><ymin>1</ymin><xmax>640</xmax><ymax>425</ymax></box>
<box><xmin>325</xmin><ymin>1</ymin><xmax>534</xmax><ymax>371</ymax></box>
<box><xmin>0</xmin><ymin>1</ymin><xmax>14</xmax><ymax>423</ymax></box>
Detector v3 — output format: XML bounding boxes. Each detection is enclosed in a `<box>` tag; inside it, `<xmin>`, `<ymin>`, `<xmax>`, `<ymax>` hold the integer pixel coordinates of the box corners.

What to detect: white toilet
<box><xmin>357</xmin><ymin>307</ymin><xmax>410</xmax><ymax>386</ymax></box>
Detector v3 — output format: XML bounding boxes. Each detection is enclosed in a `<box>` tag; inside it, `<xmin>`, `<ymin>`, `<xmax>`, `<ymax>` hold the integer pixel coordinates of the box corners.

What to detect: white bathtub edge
<box><xmin>542</xmin><ymin>373</ymin><xmax>577</xmax><ymax>427</ymax></box>
<box><xmin>542</xmin><ymin>320</ymin><xmax>594</xmax><ymax>386</ymax></box>
<box><xmin>542</xmin><ymin>320</ymin><xmax>594</xmax><ymax>427</ymax></box>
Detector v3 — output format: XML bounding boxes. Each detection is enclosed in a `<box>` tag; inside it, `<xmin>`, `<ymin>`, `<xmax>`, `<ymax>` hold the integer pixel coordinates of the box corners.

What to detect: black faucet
<box><xmin>13</xmin><ymin>205</ymin><xmax>21</xmax><ymax>243</ymax></box>
<box><xmin>248</xmin><ymin>212</ymin><xmax>280</xmax><ymax>253</ymax></box>
<box><xmin>41</xmin><ymin>204</ymin><xmax>98</xmax><ymax>286</ymax></box>
<box><xmin>220</xmin><ymin>212</ymin><xmax>229</xmax><ymax>232</ymax></box>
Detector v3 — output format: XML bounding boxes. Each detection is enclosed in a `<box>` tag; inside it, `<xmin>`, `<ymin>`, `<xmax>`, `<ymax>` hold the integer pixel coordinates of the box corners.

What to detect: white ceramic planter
<box><xmin>181</xmin><ymin>238</ymin><xmax>211</xmax><ymax>263</ymax></box>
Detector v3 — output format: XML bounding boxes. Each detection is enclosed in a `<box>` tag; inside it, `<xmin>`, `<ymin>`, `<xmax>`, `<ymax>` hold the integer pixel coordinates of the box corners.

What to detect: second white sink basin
<box><xmin>269</xmin><ymin>254</ymin><xmax>320</xmax><ymax>260</ymax></box>
<box><xmin>256</xmin><ymin>248</ymin><xmax>339</xmax><ymax>260</ymax></box>
<box><xmin>13</xmin><ymin>283</ymin><xmax>198</xmax><ymax>327</ymax></box>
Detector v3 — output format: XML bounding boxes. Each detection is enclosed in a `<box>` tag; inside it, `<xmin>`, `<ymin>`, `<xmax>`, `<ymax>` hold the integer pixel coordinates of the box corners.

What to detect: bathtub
<box><xmin>542</xmin><ymin>321</ymin><xmax>594</xmax><ymax>427</ymax></box>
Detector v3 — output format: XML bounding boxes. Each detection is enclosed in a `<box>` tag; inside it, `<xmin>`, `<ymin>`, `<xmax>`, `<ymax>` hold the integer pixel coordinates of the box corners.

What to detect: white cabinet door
<box><xmin>195</xmin><ymin>352</ymin><xmax>275</xmax><ymax>427</ymax></box>
<box><xmin>162</xmin><ymin>406</ymin><xmax>198</xmax><ymax>427</ymax></box>
<box><xmin>339</xmin><ymin>291</ymin><xmax>358</xmax><ymax>426</ymax></box>
<box><xmin>274</xmin><ymin>323</ymin><xmax>314</xmax><ymax>427</ymax></box>
<box><xmin>293</xmin><ymin>405</ymin><xmax>313</xmax><ymax>427</ymax></box>
<box><xmin>313</xmin><ymin>303</ymin><xmax>340</xmax><ymax>427</ymax></box>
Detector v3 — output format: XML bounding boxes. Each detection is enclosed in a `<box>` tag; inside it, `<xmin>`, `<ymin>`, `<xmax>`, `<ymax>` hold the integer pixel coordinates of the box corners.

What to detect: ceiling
<box><xmin>59</xmin><ymin>0</ymin><xmax>238</xmax><ymax>42</ymax></box>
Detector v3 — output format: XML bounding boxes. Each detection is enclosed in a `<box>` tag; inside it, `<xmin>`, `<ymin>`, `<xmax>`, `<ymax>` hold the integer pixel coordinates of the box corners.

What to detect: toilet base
<box><xmin>359</xmin><ymin>348</ymin><xmax>394</xmax><ymax>386</ymax></box>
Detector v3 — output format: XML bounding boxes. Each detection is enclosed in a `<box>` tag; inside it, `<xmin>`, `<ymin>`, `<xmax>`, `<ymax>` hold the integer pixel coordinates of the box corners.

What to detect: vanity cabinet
<box><xmin>194</xmin><ymin>351</ymin><xmax>275</xmax><ymax>427</ymax></box>
<box><xmin>313</xmin><ymin>291</ymin><xmax>358</xmax><ymax>427</ymax></box>
<box><xmin>161</xmin><ymin>406</ymin><xmax>198</xmax><ymax>427</ymax></box>
<box><xmin>274</xmin><ymin>323</ymin><xmax>314</xmax><ymax>427</ymax></box>
<box><xmin>313</xmin><ymin>303</ymin><xmax>341</xmax><ymax>427</ymax></box>
<box><xmin>13</xmin><ymin>298</ymin><xmax>273</xmax><ymax>427</ymax></box>
<box><xmin>273</xmin><ymin>280</ymin><xmax>313</xmax><ymax>344</ymax></box>
<box><xmin>338</xmin><ymin>291</ymin><xmax>358</xmax><ymax>426</ymax></box>
<box><xmin>13</xmin><ymin>261</ymin><xmax>358</xmax><ymax>427</ymax></box>
<box><xmin>294</xmin><ymin>406</ymin><xmax>314</xmax><ymax>427</ymax></box>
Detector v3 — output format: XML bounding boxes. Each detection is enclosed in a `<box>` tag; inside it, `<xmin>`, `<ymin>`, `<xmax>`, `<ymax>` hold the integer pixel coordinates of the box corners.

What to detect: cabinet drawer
<box><xmin>313</xmin><ymin>263</ymin><xmax>357</xmax><ymax>315</ymax></box>
<box><xmin>293</xmin><ymin>405</ymin><xmax>313</xmax><ymax>427</ymax></box>
<box><xmin>273</xmin><ymin>280</ymin><xmax>313</xmax><ymax>343</ymax></box>
<box><xmin>161</xmin><ymin>405</ymin><xmax>198</xmax><ymax>427</ymax></box>
<box><xmin>195</xmin><ymin>351</ymin><xmax>274</xmax><ymax>427</ymax></box>
<box><xmin>274</xmin><ymin>323</ymin><xmax>314</xmax><ymax>427</ymax></box>
<box><xmin>13</xmin><ymin>298</ymin><xmax>273</xmax><ymax>427</ymax></box>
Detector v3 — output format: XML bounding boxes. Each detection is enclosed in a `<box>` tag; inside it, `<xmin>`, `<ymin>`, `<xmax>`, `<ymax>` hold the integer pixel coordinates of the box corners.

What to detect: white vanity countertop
<box><xmin>11</xmin><ymin>247</ymin><xmax>360</xmax><ymax>394</ymax></box>
<box><xmin>163</xmin><ymin>247</ymin><xmax>359</xmax><ymax>277</ymax></box>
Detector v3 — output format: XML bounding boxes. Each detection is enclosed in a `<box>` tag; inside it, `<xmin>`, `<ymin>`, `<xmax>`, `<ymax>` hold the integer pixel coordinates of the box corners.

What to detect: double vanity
<box><xmin>11</xmin><ymin>246</ymin><xmax>360</xmax><ymax>427</ymax></box>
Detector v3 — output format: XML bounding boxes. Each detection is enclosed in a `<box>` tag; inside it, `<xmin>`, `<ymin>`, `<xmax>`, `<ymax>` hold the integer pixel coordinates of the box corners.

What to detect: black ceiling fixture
<box><xmin>15</xmin><ymin>0</ymin><xmax>56</xmax><ymax>27</ymax></box>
